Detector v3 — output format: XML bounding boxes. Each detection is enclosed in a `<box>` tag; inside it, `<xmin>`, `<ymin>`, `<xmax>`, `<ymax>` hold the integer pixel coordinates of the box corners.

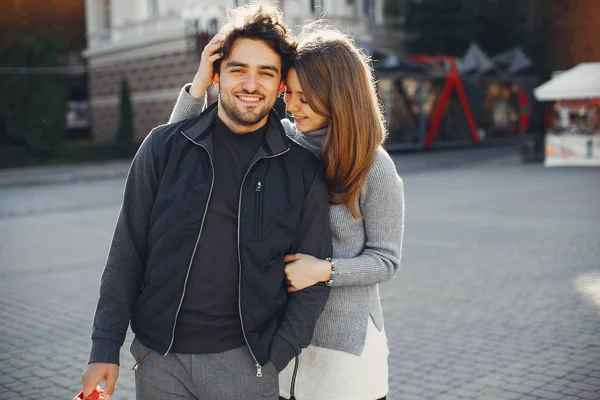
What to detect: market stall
<box><xmin>374</xmin><ymin>43</ymin><xmax>536</xmax><ymax>150</ymax></box>
<box><xmin>534</xmin><ymin>62</ymin><xmax>600</xmax><ymax>166</ymax></box>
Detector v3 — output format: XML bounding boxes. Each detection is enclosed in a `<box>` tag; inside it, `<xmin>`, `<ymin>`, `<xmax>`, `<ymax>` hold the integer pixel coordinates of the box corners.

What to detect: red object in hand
<box><xmin>73</xmin><ymin>387</ymin><xmax>104</xmax><ymax>400</ymax></box>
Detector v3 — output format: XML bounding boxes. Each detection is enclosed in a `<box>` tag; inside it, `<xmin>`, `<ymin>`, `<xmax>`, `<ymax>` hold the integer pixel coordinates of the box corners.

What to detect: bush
<box><xmin>116</xmin><ymin>77</ymin><xmax>135</xmax><ymax>144</ymax></box>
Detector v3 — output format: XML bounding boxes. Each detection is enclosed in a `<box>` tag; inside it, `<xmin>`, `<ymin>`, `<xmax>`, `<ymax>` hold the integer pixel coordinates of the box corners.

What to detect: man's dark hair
<box><xmin>214</xmin><ymin>2</ymin><xmax>296</xmax><ymax>79</ymax></box>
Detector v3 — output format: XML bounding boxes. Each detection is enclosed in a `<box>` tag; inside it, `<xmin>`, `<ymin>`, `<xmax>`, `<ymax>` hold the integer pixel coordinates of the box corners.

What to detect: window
<box><xmin>102</xmin><ymin>0</ymin><xmax>111</xmax><ymax>29</ymax></box>
<box><xmin>148</xmin><ymin>0</ymin><xmax>159</xmax><ymax>17</ymax></box>
<box><xmin>363</xmin><ymin>0</ymin><xmax>375</xmax><ymax>22</ymax></box>
<box><xmin>311</xmin><ymin>0</ymin><xmax>324</xmax><ymax>11</ymax></box>
<box><xmin>208</xmin><ymin>19</ymin><xmax>218</xmax><ymax>34</ymax></box>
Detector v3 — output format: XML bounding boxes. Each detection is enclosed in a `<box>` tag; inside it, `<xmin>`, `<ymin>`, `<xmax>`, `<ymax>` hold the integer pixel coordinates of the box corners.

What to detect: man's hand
<box><xmin>82</xmin><ymin>363</ymin><xmax>119</xmax><ymax>399</ymax></box>
<box><xmin>284</xmin><ymin>253</ymin><xmax>332</xmax><ymax>292</ymax></box>
<box><xmin>189</xmin><ymin>35</ymin><xmax>223</xmax><ymax>98</ymax></box>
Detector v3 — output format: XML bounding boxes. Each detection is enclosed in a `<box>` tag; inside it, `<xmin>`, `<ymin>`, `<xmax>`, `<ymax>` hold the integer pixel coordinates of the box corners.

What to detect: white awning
<box><xmin>534</xmin><ymin>62</ymin><xmax>600</xmax><ymax>101</ymax></box>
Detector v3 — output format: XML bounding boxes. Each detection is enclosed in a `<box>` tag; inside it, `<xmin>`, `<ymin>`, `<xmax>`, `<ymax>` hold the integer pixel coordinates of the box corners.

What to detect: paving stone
<box><xmin>554</xmin><ymin>379</ymin><xmax>576</xmax><ymax>386</ymax></box>
<box><xmin>423</xmin><ymin>374</ymin><xmax>454</xmax><ymax>385</ymax></box>
<box><xmin>544</xmin><ymin>368</ymin><xmax>574</xmax><ymax>378</ymax></box>
<box><xmin>436</xmin><ymin>395</ymin><xmax>460</xmax><ymax>400</ymax></box>
<box><xmin>2</xmin><ymin>153</ymin><xmax>600</xmax><ymax>400</ymax></box>
<box><xmin>394</xmin><ymin>394</ymin><xmax>422</xmax><ymax>400</ymax></box>
<box><xmin>46</xmin><ymin>386</ymin><xmax>71</xmax><ymax>398</ymax></box>
<box><xmin>29</xmin><ymin>367</ymin><xmax>57</xmax><ymax>379</ymax></box>
<box><xmin>501</xmin><ymin>383</ymin><xmax>534</xmax><ymax>395</ymax></box>
<box><xmin>4</xmin><ymin>383</ymin><xmax>31</xmax><ymax>394</ymax></box>
<box><xmin>450</xmin><ymin>388</ymin><xmax>480</xmax><ymax>398</ymax></box>
<box><xmin>529</xmin><ymin>389</ymin><xmax>564</xmax><ymax>399</ymax></box>
<box><xmin>0</xmin><ymin>376</ymin><xmax>16</xmax><ymax>386</ymax></box>
<box><xmin>6</xmin><ymin>369</ymin><xmax>33</xmax><ymax>380</ymax></box>
<box><xmin>564</xmin><ymin>374</ymin><xmax>589</xmax><ymax>383</ymax></box>
<box><xmin>503</xmin><ymin>375</ymin><xmax>526</xmax><ymax>385</ymax></box>
<box><xmin>569</xmin><ymin>382</ymin><xmax>600</xmax><ymax>392</ymax></box>
<box><xmin>459</xmin><ymin>382</ymin><xmax>487</xmax><ymax>393</ymax></box>
<box><xmin>475</xmin><ymin>377</ymin><xmax>505</xmax><ymax>388</ymax></box>
<box><xmin>479</xmin><ymin>388</ymin><xmax>522</xmax><ymax>400</ymax></box>
<box><xmin>540</xmin><ymin>383</ymin><xmax>568</xmax><ymax>393</ymax></box>
<box><xmin>582</xmin><ymin>377</ymin><xmax>600</xmax><ymax>386</ymax></box>
<box><xmin>20</xmin><ymin>389</ymin><xmax>43</xmax><ymax>399</ymax></box>
<box><xmin>397</xmin><ymin>385</ymin><xmax>425</xmax><ymax>395</ymax></box>
<box><xmin>575</xmin><ymin>391</ymin><xmax>600</xmax><ymax>400</ymax></box>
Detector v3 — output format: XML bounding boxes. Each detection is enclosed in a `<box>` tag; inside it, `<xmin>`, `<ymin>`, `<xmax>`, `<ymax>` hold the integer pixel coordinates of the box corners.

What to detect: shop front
<box><xmin>534</xmin><ymin>62</ymin><xmax>600</xmax><ymax>166</ymax></box>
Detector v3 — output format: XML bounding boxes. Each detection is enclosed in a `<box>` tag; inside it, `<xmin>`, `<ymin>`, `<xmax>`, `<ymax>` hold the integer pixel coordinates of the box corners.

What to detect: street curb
<box><xmin>0</xmin><ymin>160</ymin><xmax>131</xmax><ymax>188</ymax></box>
<box><xmin>0</xmin><ymin>147</ymin><xmax>522</xmax><ymax>188</ymax></box>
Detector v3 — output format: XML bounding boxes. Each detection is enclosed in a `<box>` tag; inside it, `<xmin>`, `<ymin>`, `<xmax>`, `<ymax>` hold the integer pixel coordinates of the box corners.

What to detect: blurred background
<box><xmin>1</xmin><ymin>0</ymin><xmax>600</xmax><ymax>167</ymax></box>
<box><xmin>1</xmin><ymin>1</ymin><xmax>600</xmax><ymax>400</ymax></box>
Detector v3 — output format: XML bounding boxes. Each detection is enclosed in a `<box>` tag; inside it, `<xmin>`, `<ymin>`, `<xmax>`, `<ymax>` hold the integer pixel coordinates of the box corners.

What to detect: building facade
<box><xmin>83</xmin><ymin>0</ymin><xmax>390</xmax><ymax>143</ymax></box>
<box><xmin>553</xmin><ymin>0</ymin><xmax>600</xmax><ymax>67</ymax></box>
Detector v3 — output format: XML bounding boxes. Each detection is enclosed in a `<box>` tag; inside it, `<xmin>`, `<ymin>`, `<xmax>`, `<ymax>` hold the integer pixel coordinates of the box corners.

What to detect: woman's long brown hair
<box><xmin>294</xmin><ymin>29</ymin><xmax>386</xmax><ymax>218</ymax></box>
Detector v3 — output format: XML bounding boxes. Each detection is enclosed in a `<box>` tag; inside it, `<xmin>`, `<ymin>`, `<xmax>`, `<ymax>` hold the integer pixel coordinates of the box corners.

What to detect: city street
<box><xmin>1</xmin><ymin>147</ymin><xmax>599</xmax><ymax>400</ymax></box>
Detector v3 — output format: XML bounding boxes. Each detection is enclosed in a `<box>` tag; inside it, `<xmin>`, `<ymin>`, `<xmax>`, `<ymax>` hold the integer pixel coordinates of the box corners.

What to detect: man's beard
<box><xmin>219</xmin><ymin>90</ymin><xmax>271</xmax><ymax>127</ymax></box>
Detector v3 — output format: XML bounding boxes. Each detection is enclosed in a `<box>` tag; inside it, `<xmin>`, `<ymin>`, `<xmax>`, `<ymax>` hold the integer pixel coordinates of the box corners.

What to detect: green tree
<box><xmin>405</xmin><ymin>0</ymin><xmax>528</xmax><ymax>55</ymax></box>
<box><xmin>0</xmin><ymin>29</ymin><xmax>68</xmax><ymax>156</ymax></box>
<box><xmin>116</xmin><ymin>77</ymin><xmax>135</xmax><ymax>144</ymax></box>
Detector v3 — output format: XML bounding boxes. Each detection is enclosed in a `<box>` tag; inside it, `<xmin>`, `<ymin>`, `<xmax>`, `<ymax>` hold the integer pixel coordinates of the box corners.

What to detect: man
<box><xmin>81</xmin><ymin>3</ymin><xmax>332</xmax><ymax>399</ymax></box>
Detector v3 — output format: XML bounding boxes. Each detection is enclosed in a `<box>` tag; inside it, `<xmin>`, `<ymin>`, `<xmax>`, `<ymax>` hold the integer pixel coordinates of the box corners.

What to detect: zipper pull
<box><xmin>255</xmin><ymin>181</ymin><xmax>262</xmax><ymax>192</ymax></box>
<box><xmin>256</xmin><ymin>363</ymin><xmax>263</xmax><ymax>378</ymax></box>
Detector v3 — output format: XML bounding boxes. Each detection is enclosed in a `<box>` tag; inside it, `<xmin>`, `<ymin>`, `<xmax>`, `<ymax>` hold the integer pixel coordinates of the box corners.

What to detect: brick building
<box><xmin>83</xmin><ymin>0</ymin><xmax>392</xmax><ymax>143</ymax></box>
<box><xmin>554</xmin><ymin>0</ymin><xmax>600</xmax><ymax>67</ymax></box>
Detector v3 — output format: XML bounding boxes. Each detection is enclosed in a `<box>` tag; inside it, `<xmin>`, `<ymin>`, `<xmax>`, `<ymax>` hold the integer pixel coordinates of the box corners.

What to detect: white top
<box><xmin>534</xmin><ymin>62</ymin><xmax>600</xmax><ymax>101</ymax></box>
<box><xmin>279</xmin><ymin>317</ymin><xmax>389</xmax><ymax>400</ymax></box>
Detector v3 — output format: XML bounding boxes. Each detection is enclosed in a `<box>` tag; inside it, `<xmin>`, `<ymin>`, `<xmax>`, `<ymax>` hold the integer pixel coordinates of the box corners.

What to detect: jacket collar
<box><xmin>180</xmin><ymin>101</ymin><xmax>290</xmax><ymax>157</ymax></box>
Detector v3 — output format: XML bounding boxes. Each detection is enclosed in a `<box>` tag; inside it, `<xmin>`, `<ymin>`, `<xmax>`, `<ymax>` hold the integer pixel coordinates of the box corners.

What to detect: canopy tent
<box><xmin>460</xmin><ymin>43</ymin><xmax>496</xmax><ymax>74</ymax></box>
<box><xmin>492</xmin><ymin>47</ymin><xmax>533</xmax><ymax>74</ymax></box>
<box><xmin>534</xmin><ymin>62</ymin><xmax>600</xmax><ymax>101</ymax></box>
<box><xmin>458</xmin><ymin>43</ymin><xmax>533</xmax><ymax>76</ymax></box>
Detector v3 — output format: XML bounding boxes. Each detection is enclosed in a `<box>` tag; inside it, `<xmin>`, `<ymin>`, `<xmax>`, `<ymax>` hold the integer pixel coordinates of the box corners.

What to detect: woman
<box><xmin>169</xmin><ymin>26</ymin><xmax>404</xmax><ymax>400</ymax></box>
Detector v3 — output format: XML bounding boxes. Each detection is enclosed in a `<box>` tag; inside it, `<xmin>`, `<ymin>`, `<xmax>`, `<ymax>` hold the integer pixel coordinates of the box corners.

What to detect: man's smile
<box><xmin>236</xmin><ymin>94</ymin><xmax>263</xmax><ymax>105</ymax></box>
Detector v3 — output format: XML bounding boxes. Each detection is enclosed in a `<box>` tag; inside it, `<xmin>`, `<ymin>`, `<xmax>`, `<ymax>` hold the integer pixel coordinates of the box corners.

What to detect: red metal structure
<box><xmin>395</xmin><ymin>54</ymin><xmax>534</xmax><ymax>148</ymax></box>
<box><xmin>408</xmin><ymin>55</ymin><xmax>480</xmax><ymax>146</ymax></box>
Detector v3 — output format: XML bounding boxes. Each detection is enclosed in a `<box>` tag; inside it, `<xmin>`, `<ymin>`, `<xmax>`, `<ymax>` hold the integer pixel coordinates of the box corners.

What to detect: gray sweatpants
<box><xmin>130</xmin><ymin>337</ymin><xmax>279</xmax><ymax>400</ymax></box>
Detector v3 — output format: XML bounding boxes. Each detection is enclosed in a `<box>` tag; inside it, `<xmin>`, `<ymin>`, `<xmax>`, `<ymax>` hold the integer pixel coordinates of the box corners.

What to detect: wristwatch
<box><xmin>325</xmin><ymin>258</ymin><xmax>335</xmax><ymax>287</ymax></box>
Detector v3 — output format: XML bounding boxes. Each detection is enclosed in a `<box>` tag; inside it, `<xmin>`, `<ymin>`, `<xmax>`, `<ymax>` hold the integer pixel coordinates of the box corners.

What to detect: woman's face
<box><xmin>283</xmin><ymin>68</ymin><xmax>329</xmax><ymax>133</ymax></box>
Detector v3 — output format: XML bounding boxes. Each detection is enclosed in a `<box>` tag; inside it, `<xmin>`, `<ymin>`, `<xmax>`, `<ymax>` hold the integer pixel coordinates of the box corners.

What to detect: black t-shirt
<box><xmin>171</xmin><ymin>116</ymin><xmax>267</xmax><ymax>354</ymax></box>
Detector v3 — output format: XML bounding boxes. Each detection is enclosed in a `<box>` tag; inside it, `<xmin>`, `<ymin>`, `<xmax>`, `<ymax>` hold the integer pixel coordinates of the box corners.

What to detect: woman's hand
<box><xmin>189</xmin><ymin>35</ymin><xmax>223</xmax><ymax>98</ymax></box>
<box><xmin>284</xmin><ymin>253</ymin><xmax>332</xmax><ymax>292</ymax></box>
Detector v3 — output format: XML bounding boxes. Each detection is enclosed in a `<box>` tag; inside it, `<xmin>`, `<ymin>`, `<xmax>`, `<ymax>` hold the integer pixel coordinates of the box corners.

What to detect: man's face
<box><xmin>214</xmin><ymin>38</ymin><xmax>285</xmax><ymax>133</ymax></box>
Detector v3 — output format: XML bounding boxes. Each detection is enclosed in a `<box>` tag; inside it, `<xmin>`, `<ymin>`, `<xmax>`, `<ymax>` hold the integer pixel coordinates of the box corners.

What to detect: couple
<box><xmin>81</xmin><ymin>2</ymin><xmax>404</xmax><ymax>400</ymax></box>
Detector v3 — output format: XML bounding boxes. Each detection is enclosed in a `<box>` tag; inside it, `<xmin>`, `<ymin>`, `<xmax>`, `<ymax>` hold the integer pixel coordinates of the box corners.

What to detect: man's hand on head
<box><xmin>190</xmin><ymin>35</ymin><xmax>223</xmax><ymax>98</ymax></box>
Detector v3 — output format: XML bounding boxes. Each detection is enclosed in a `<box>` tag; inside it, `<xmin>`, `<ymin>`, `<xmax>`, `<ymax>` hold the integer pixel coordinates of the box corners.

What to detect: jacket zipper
<box><xmin>289</xmin><ymin>355</ymin><xmax>299</xmax><ymax>399</ymax></box>
<box><xmin>238</xmin><ymin>149</ymin><xmax>290</xmax><ymax>377</ymax></box>
<box><xmin>254</xmin><ymin>181</ymin><xmax>263</xmax><ymax>241</ymax></box>
<box><xmin>165</xmin><ymin>132</ymin><xmax>215</xmax><ymax>355</ymax></box>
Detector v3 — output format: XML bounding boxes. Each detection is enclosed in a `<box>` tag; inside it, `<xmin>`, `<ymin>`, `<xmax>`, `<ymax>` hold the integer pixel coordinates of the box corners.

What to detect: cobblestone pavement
<box><xmin>1</xmin><ymin>148</ymin><xmax>599</xmax><ymax>399</ymax></box>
